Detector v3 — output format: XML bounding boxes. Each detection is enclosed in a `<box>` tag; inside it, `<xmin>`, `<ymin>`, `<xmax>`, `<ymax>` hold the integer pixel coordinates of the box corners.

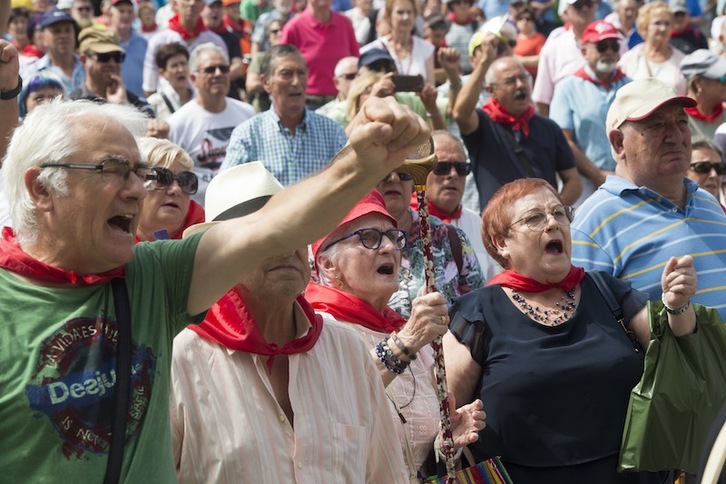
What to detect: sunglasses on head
<box><xmin>596</xmin><ymin>40</ymin><xmax>620</xmax><ymax>53</ymax></box>
<box><xmin>432</xmin><ymin>161</ymin><xmax>472</xmax><ymax>176</ymax></box>
<box><xmin>690</xmin><ymin>161</ymin><xmax>726</xmax><ymax>175</ymax></box>
<box><xmin>90</xmin><ymin>52</ymin><xmax>126</xmax><ymax>63</ymax></box>
<box><xmin>151</xmin><ymin>167</ymin><xmax>199</xmax><ymax>194</ymax></box>
<box><xmin>200</xmin><ymin>64</ymin><xmax>230</xmax><ymax>74</ymax></box>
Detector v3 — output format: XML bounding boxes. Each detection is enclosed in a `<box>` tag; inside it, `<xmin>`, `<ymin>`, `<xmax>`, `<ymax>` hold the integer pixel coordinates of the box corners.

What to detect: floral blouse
<box><xmin>389</xmin><ymin>208</ymin><xmax>484</xmax><ymax>319</ymax></box>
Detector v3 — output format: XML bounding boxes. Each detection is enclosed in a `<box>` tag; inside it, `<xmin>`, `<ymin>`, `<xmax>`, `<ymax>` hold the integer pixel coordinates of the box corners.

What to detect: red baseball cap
<box><xmin>581</xmin><ymin>20</ymin><xmax>621</xmax><ymax>44</ymax></box>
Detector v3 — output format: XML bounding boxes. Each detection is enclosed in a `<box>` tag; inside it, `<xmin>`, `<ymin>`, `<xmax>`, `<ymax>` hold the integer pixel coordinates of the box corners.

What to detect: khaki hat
<box><xmin>78</xmin><ymin>26</ymin><xmax>124</xmax><ymax>54</ymax></box>
<box><xmin>183</xmin><ymin>162</ymin><xmax>284</xmax><ymax>238</ymax></box>
<box><xmin>605</xmin><ymin>78</ymin><xmax>696</xmax><ymax>132</ymax></box>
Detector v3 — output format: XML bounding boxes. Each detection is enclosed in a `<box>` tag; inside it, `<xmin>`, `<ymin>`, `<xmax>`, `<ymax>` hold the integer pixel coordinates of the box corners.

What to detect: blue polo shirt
<box><xmin>571</xmin><ymin>176</ymin><xmax>726</xmax><ymax>321</ymax></box>
<box><xmin>550</xmin><ymin>67</ymin><xmax>631</xmax><ymax>172</ymax></box>
<box><xmin>120</xmin><ymin>31</ymin><xmax>148</xmax><ymax>98</ymax></box>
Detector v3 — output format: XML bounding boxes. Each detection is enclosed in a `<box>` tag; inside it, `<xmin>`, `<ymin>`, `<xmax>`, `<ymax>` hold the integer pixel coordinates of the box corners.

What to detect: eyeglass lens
<box><xmin>357</xmin><ymin>228</ymin><xmax>406</xmax><ymax>250</ymax></box>
<box><xmin>94</xmin><ymin>52</ymin><xmax>126</xmax><ymax>63</ymax></box>
<box><xmin>691</xmin><ymin>162</ymin><xmax>725</xmax><ymax>175</ymax></box>
<box><xmin>153</xmin><ymin>167</ymin><xmax>199</xmax><ymax>194</ymax></box>
<box><xmin>596</xmin><ymin>41</ymin><xmax>620</xmax><ymax>53</ymax></box>
<box><xmin>202</xmin><ymin>64</ymin><xmax>230</xmax><ymax>74</ymax></box>
<box><xmin>433</xmin><ymin>161</ymin><xmax>471</xmax><ymax>176</ymax></box>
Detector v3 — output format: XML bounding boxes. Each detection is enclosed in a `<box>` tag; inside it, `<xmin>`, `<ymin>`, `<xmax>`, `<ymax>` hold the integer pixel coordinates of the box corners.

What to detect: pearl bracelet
<box><xmin>662</xmin><ymin>293</ymin><xmax>691</xmax><ymax>315</ymax></box>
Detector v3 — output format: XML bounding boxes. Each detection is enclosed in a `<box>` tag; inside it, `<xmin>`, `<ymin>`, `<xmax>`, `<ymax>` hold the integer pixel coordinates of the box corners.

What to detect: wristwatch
<box><xmin>661</xmin><ymin>293</ymin><xmax>691</xmax><ymax>315</ymax></box>
<box><xmin>0</xmin><ymin>75</ymin><xmax>23</xmax><ymax>100</ymax></box>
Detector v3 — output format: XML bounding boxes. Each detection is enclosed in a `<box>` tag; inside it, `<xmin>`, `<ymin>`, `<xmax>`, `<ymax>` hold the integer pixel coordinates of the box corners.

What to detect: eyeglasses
<box><xmin>572</xmin><ymin>0</ymin><xmax>594</xmax><ymax>9</ymax></box>
<box><xmin>148</xmin><ymin>167</ymin><xmax>199</xmax><ymax>194</ymax></box>
<box><xmin>381</xmin><ymin>171</ymin><xmax>414</xmax><ymax>183</ymax></box>
<box><xmin>690</xmin><ymin>161</ymin><xmax>726</xmax><ymax>175</ymax></box>
<box><xmin>39</xmin><ymin>159</ymin><xmax>155</xmax><ymax>182</ymax></box>
<box><xmin>324</xmin><ymin>227</ymin><xmax>407</xmax><ymax>251</ymax></box>
<box><xmin>596</xmin><ymin>40</ymin><xmax>620</xmax><ymax>53</ymax></box>
<box><xmin>432</xmin><ymin>161</ymin><xmax>472</xmax><ymax>176</ymax></box>
<box><xmin>491</xmin><ymin>72</ymin><xmax>531</xmax><ymax>87</ymax></box>
<box><xmin>199</xmin><ymin>64</ymin><xmax>230</xmax><ymax>75</ymax></box>
<box><xmin>512</xmin><ymin>206</ymin><xmax>573</xmax><ymax>231</ymax></box>
<box><xmin>268</xmin><ymin>28</ymin><xmax>281</xmax><ymax>35</ymax></box>
<box><xmin>339</xmin><ymin>73</ymin><xmax>357</xmax><ymax>80</ymax></box>
<box><xmin>90</xmin><ymin>52</ymin><xmax>126</xmax><ymax>63</ymax></box>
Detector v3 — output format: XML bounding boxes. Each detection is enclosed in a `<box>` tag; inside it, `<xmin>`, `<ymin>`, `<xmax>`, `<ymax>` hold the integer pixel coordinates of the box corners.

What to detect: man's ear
<box><xmin>261</xmin><ymin>73</ymin><xmax>272</xmax><ymax>94</ymax></box>
<box><xmin>24</xmin><ymin>167</ymin><xmax>53</xmax><ymax>213</ymax></box>
<box><xmin>609</xmin><ymin>128</ymin><xmax>626</xmax><ymax>159</ymax></box>
<box><xmin>79</xmin><ymin>52</ymin><xmax>87</xmax><ymax>66</ymax></box>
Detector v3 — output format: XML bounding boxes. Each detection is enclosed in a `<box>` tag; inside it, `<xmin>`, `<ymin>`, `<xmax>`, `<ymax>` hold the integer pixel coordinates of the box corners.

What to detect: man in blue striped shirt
<box><xmin>572</xmin><ymin>78</ymin><xmax>726</xmax><ymax>321</ymax></box>
<box><xmin>221</xmin><ymin>44</ymin><xmax>348</xmax><ymax>186</ymax></box>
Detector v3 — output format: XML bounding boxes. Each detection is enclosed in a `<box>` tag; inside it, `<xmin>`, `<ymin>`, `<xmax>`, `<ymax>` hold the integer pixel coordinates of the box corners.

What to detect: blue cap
<box><xmin>358</xmin><ymin>48</ymin><xmax>395</xmax><ymax>69</ymax></box>
<box><xmin>39</xmin><ymin>8</ymin><xmax>76</xmax><ymax>30</ymax></box>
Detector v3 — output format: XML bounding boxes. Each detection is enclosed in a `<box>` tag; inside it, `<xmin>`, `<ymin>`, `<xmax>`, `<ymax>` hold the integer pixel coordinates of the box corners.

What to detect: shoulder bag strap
<box><xmin>492</xmin><ymin>122</ymin><xmax>537</xmax><ymax>178</ymax></box>
<box><xmin>446</xmin><ymin>224</ymin><xmax>463</xmax><ymax>275</ymax></box>
<box><xmin>105</xmin><ymin>278</ymin><xmax>132</xmax><ymax>484</ymax></box>
<box><xmin>160</xmin><ymin>93</ymin><xmax>176</xmax><ymax>115</ymax></box>
<box><xmin>587</xmin><ymin>271</ymin><xmax>641</xmax><ymax>354</ymax></box>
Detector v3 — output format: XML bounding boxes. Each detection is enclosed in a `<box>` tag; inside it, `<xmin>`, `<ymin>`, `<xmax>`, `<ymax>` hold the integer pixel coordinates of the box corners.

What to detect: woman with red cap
<box><xmin>307</xmin><ymin>190</ymin><xmax>486</xmax><ymax>481</ymax></box>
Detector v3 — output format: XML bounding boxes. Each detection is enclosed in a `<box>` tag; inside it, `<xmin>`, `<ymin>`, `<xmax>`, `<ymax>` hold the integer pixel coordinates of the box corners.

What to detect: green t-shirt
<box><xmin>240</xmin><ymin>0</ymin><xmax>272</xmax><ymax>23</ymax></box>
<box><xmin>0</xmin><ymin>235</ymin><xmax>203</xmax><ymax>482</ymax></box>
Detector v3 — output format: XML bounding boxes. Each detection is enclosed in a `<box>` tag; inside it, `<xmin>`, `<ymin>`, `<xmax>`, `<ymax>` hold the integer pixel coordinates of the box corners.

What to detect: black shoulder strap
<box><xmin>492</xmin><ymin>122</ymin><xmax>537</xmax><ymax>178</ymax></box>
<box><xmin>446</xmin><ymin>224</ymin><xmax>463</xmax><ymax>274</ymax></box>
<box><xmin>105</xmin><ymin>278</ymin><xmax>132</xmax><ymax>484</ymax></box>
<box><xmin>160</xmin><ymin>93</ymin><xmax>176</xmax><ymax>115</ymax></box>
<box><xmin>588</xmin><ymin>271</ymin><xmax>641</xmax><ymax>354</ymax></box>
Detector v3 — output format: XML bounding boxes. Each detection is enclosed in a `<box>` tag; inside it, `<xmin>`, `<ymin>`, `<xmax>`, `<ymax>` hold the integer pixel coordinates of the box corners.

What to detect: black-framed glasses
<box><xmin>39</xmin><ymin>159</ymin><xmax>155</xmax><ymax>182</ymax></box>
<box><xmin>596</xmin><ymin>40</ymin><xmax>620</xmax><ymax>53</ymax></box>
<box><xmin>149</xmin><ymin>167</ymin><xmax>199</xmax><ymax>194</ymax></box>
<box><xmin>433</xmin><ymin>161</ymin><xmax>471</xmax><ymax>176</ymax></box>
<box><xmin>339</xmin><ymin>72</ymin><xmax>357</xmax><ymax>80</ymax></box>
<box><xmin>200</xmin><ymin>64</ymin><xmax>230</xmax><ymax>74</ymax></box>
<box><xmin>90</xmin><ymin>52</ymin><xmax>126</xmax><ymax>63</ymax></box>
<box><xmin>690</xmin><ymin>161</ymin><xmax>726</xmax><ymax>175</ymax></box>
<box><xmin>325</xmin><ymin>228</ymin><xmax>407</xmax><ymax>251</ymax></box>
<box><xmin>512</xmin><ymin>206</ymin><xmax>573</xmax><ymax>231</ymax></box>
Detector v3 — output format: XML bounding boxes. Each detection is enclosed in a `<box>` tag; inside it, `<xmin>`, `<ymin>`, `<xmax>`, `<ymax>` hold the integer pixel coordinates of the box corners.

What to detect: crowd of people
<box><xmin>1</xmin><ymin>0</ymin><xmax>726</xmax><ymax>480</ymax></box>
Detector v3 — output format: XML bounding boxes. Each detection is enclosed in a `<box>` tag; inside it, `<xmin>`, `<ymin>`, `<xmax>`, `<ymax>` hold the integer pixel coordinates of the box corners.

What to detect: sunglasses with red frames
<box><xmin>151</xmin><ymin>167</ymin><xmax>199</xmax><ymax>194</ymax></box>
<box><xmin>432</xmin><ymin>161</ymin><xmax>472</xmax><ymax>176</ymax></box>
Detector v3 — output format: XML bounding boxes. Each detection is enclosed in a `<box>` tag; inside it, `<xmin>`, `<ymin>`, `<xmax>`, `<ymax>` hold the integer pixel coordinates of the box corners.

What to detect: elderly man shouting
<box><xmin>0</xmin><ymin>81</ymin><xmax>430</xmax><ymax>481</ymax></box>
<box><xmin>572</xmin><ymin>78</ymin><xmax>726</xmax><ymax>320</ymax></box>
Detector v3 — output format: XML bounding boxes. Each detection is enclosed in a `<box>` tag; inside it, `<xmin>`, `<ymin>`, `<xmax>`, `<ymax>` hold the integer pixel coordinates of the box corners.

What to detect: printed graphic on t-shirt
<box><xmin>196</xmin><ymin>127</ymin><xmax>236</xmax><ymax>171</ymax></box>
<box><xmin>24</xmin><ymin>314</ymin><xmax>157</xmax><ymax>459</ymax></box>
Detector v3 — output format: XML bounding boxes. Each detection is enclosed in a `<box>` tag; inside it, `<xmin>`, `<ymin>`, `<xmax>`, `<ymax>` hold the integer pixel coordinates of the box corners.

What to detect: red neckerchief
<box><xmin>685</xmin><ymin>103</ymin><xmax>724</xmax><ymax>123</ymax></box>
<box><xmin>305</xmin><ymin>283</ymin><xmax>406</xmax><ymax>333</ymax></box>
<box><xmin>168</xmin><ymin>14</ymin><xmax>208</xmax><ymax>40</ymax></box>
<box><xmin>22</xmin><ymin>43</ymin><xmax>44</xmax><ymax>58</ymax></box>
<box><xmin>224</xmin><ymin>16</ymin><xmax>251</xmax><ymax>37</ymax></box>
<box><xmin>483</xmin><ymin>98</ymin><xmax>536</xmax><ymax>138</ymax></box>
<box><xmin>189</xmin><ymin>286</ymin><xmax>323</xmax><ymax>372</ymax></box>
<box><xmin>487</xmin><ymin>265</ymin><xmax>585</xmax><ymax>291</ymax></box>
<box><xmin>573</xmin><ymin>66</ymin><xmax>626</xmax><ymax>90</ymax></box>
<box><xmin>0</xmin><ymin>227</ymin><xmax>125</xmax><ymax>284</ymax></box>
<box><xmin>141</xmin><ymin>22</ymin><xmax>158</xmax><ymax>33</ymax></box>
<box><xmin>671</xmin><ymin>24</ymin><xmax>700</xmax><ymax>39</ymax></box>
<box><xmin>408</xmin><ymin>193</ymin><xmax>463</xmax><ymax>222</ymax></box>
<box><xmin>446</xmin><ymin>11</ymin><xmax>476</xmax><ymax>25</ymax></box>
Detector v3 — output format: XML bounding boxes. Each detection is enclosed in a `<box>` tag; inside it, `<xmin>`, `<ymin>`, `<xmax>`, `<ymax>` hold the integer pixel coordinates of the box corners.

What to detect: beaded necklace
<box><xmin>511</xmin><ymin>289</ymin><xmax>577</xmax><ymax>326</ymax></box>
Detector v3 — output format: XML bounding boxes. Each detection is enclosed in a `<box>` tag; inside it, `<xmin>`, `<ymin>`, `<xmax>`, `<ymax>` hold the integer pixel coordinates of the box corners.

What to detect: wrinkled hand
<box><xmin>437</xmin><ymin>47</ymin><xmax>461</xmax><ymax>74</ymax></box>
<box><xmin>0</xmin><ymin>40</ymin><xmax>20</xmax><ymax>93</ymax></box>
<box><xmin>417</xmin><ymin>83</ymin><xmax>438</xmax><ymax>112</ymax></box>
<box><xmin>145</xmin><ymin>119</ymin><xmax>169</xmax><ymax>139</ymax></box>
<box><xmin>105</xmin><ymin>73</ymin><xmax>128</xmax><ymax>105</ymax></box>
<box><xmin>476</xmin><ymin>32</ymin><xmax>498</xmax><ymax>67</ymax></box>
<box><xmin>347</xmin><ymin>96</ymin><xmax>431</xmax><ymax>178</ymax></box>
<box><xmin>397</xmin><ymin>291</ymin><xmax>449</xmax><ymax>353</ymax></box>
<box><xmin>449</xmin><ymin>394</ymin><xmax>486</xmax><ymax>448</ymax></box>
<box><xmin>661</xmin><ymin>255</ymin><xmax>696</xmax><ymax>309</ymax></box>
<box><xmin>370</xmin><ymin>72</ymin><xmax>395</xmax><ymax>98</ymax></box>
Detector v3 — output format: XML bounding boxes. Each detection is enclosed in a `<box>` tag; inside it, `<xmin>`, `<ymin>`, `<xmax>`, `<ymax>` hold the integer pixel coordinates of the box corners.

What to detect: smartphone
<box><xmin>392</xmin><ymin>75</ymin><xmax>425</xmax><ymax>92</ymax></box>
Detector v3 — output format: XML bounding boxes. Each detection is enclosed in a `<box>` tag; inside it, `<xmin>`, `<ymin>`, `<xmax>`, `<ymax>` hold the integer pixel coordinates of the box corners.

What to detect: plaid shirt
<box><xmin>221</xmin><ymin>108</ymin><xmax>348</xmax><ymax>186</ymax></box>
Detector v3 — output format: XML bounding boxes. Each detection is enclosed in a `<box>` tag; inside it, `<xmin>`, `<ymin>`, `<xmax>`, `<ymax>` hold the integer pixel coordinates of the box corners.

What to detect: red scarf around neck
<box><xmin>685</xmin><ymin>103</ymin><xmax>724</xmax><ymax>123</ymax></box>
<box><xmin>487</xmin><ymin>265</ymin><xmax>585</xmax><ymax>292</ymax></box>
<box><xmin>141</xmin><ymin>22</ymin><xmax>158</xmax><ymax>33</ymax></box>
<box><xmin>168</xmin><ymin>14</ymin><xmax>208</xmax><ymax>40</ymax></box>
<box><xmin>483</xmin><ymin>98</ymin><xmax>536</xmax><ymax>138</ymax></box>
<box><xmin>573</xmin><ymin>66</ymin><xmax>625</xmax><ymax>90</ymax></box>
<box><xmin>189</xmin><ymin>286</ymin><xmax>323</xmax><ymax>372</ymax></box>
<box><xmin>305</xmin><ymin>283</ymin><xmax>406</xmax><ymax>333</ymax></box>
<box><xmin>408</xmin><ymin>193</ymin><xmax>463</xmax><ymax>223</ymax></box>
<box><xmin>446</xmin><ymin>11</ymin><xmax>477</xmax><ymax>26</ymax></box>
<box><xmin>0</xmin><ymin>227</ymin><xmax>125</xmax><ymax>285</ymax></box>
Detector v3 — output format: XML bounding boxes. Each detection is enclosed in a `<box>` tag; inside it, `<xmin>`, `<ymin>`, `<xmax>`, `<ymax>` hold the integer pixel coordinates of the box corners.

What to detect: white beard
<box><xmin>596</xmin><ymin>59</ymin><xmax>617</xmax><ymax>75</ymax></box>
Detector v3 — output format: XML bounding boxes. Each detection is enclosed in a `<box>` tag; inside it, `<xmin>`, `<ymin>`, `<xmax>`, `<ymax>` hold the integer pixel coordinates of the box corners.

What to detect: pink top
<box><xmin>280</xmin><ymin>8</ymin><xmax>360</xmax><ymax>96</ymax></box>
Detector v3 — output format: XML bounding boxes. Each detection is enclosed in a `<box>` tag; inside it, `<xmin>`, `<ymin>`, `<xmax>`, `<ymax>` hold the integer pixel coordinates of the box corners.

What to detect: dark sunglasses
<box><xmin>152</xmin><ymin>167</ymin><xmax>199</xmax><ymax>194</ymax></box>
<box><xmin>200</xmin><ymin>64</ymin><xmax>230</xmax><ymax>75</ymax></box>
<box><xmin>90</xmin><ymin>52</ymin><xmax>126</xmax><ymax>63</ymax></box>
<box><xmin>433</xmin><ymin>161</ymin><xmax>472</xmax><ymax>176</ymax></box>
<box><xmin>381</xmin><ymin>171</ymin><xmax>413</xmax><ymax>183</ymax></box>
<box><xmin>572</xmin><ymin>0</ymin><xmax>594</xmax><ymax>9</ymax></box>
<box><xmin>690</xmin><ymin>161</ymin><xmax>726</xmax><ymax>175</ymax></box>
<box><xmin>596</xmin><ymin>40</ymin><xmax>620</xmax><ymax>53</ymax></box>
<box><xmin>339</xmin><ymin>73</ymin><xmax>357</xmax><ymax>80</ymax></box>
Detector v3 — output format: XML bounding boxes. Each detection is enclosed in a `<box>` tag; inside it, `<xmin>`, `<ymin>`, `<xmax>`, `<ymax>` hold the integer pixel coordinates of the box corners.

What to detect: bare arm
<box><xmin>452</xmin><ymin>34</ymin><xmax>496</xmax><ymax>136</ymax></box>
<box><xmin>536</xmin><ymin>102</ymin><xmax>549</xmax><ymax>117</ymax></box>
<box><xmin>0</xmin><ymin>41</ymin><xmax>20</xmax><ymax>162</ymax></box>
<box><xmin>557</xmin><ymin>167</ymin><xmax>582</xmax><ymax>206</ymax></box>
<box><xmin>562</xmin><ymin>128</ymin><xmax>611</xmax><ymax>187</ymax></box>
<box><xmin>438</xmin><ymin>47</ymin><xmax>462</xmax><ymax>120</ymax></box>
<box><xmin>443</xmin><ymin>331</ymin><xmax>482</xmax><ymax>407</ymax></box>
<box><xmin>0</xmin><ymin>0</ymin><xmax>9</xmax><ymax>37</ymax></box>
<box><xmin>187</xmin><ymin>97</ymin><xmax>431</xmax><ymax>314</ymax></box>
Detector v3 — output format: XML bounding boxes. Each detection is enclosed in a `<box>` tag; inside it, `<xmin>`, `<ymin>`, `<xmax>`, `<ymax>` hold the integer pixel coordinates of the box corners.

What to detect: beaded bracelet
<box><xmin>391</xmin><ymin>332</ymin><xmax>417</xmax><ymax>360</ymax></box>
<box><xmin>374</xmin><ymin>339</ymin><xmax>409</xmax><ymax>374</ymax></box>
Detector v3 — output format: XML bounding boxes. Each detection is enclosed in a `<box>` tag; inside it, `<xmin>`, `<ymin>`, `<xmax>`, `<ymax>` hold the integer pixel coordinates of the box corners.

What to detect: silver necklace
<box><xmin>511</xmin><ymin>289</ymin><xmax>577</xmax><ymax>326</ymax></box>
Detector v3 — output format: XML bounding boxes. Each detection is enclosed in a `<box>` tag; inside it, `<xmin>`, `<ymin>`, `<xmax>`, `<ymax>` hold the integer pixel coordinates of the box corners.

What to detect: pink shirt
<box><xmin>280</xmin><ymin>9</ymin><xmax>360</xmax><ymax>96</ymax></box>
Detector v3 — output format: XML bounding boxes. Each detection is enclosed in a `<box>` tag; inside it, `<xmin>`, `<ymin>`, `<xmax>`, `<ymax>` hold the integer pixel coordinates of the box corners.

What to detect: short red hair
<box><xmin>481</xmin><ymin>178</ymin><xmax>564</xmax><ymax>268</ymax></box>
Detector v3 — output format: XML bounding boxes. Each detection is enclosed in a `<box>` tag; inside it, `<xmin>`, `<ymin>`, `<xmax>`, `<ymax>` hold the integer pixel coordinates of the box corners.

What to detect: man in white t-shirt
<box><xmin>168</xmin><ymin>43</ymin><xmax>254</xmax><ymax>205</ymax></box>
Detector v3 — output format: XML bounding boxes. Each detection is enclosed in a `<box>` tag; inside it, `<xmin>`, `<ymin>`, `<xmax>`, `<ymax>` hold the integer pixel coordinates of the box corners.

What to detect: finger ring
<box><xmin>441</xmin><ymin>315</ymin><xmax>448</xmax><ymax>325</ymax></box>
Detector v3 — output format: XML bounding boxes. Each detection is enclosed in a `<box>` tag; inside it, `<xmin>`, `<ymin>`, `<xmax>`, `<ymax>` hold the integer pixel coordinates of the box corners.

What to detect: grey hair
<box><xmin>315</xmin><ymin>241</ymin><xmax>346</xmax><ymax>287</ymax></box>
<box><xmin>189</xmin><ymin>42</ymin><xmax>229</xmax><ymax>73</ymax></box>
<box><xmin>484</xmin><ymin>56</ymin><xmax>524</xmax><ymax>87</ymax></box>
<box><xmin>432</xmin><ymin>129</ymin><xmax>467</xmax><ymax>155</ymax></box>
<box><xmin>137</xmin><ymin>137</ymin><xmax>194</xmax><ymax>171</ymax></box>
<box><xmin>3</xmin><ymin>99</ymin><xmax>148</xmax><ymax>246</ymax></box>
<box><xmin>261</xmin><ymin>44</ymin><xmax>304</xmax><ymax>79</ymax></box>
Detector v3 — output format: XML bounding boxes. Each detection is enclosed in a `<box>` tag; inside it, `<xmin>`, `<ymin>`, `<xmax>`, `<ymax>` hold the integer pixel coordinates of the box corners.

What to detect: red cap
<box><xmin>311</xmin><ymin>190</ymin><xmax>397</xmax><ymax>265</ymax></box>
<box><xmin>581</xmin><ymin>20</ymin><xmax>621</xmax><ymax>44</ymax></box>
